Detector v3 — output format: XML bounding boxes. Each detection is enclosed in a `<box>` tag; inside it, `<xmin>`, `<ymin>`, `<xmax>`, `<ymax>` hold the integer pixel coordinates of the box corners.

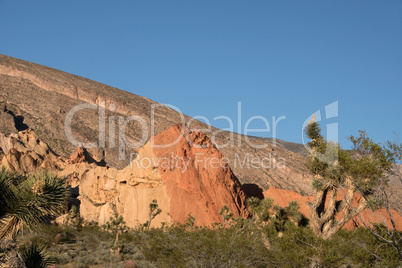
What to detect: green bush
<box><xmin>15</xmin><ymin>208</ymin><xmax>401</xmax><ymax>267</ymax></box>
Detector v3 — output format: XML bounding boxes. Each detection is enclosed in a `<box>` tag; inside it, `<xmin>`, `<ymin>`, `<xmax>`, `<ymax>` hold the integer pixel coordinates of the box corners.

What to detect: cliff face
<box><xmin>0</xmin><ymin>129</ymin><xmax>65</xmax><ymax>173</ymax></box>
<box><xmin>61</xmin><ymin>124</ymin><xmax>249</xmax><ymax>227</ymax></box>
<box><xmin>151</xmin><ymin>124</ymin><xmax>249</xmax><ymax>225</ymax></box>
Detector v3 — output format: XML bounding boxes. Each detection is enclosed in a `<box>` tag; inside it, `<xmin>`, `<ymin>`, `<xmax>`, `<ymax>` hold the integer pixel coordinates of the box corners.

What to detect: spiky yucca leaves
<box><xmin>0</xmin><ymin>168</ymin><xmax>18</xmax><ymax>215</ymax></box>
<box><xmin>0</xmin><ymin>168</ymin><xmax>69</xmax><ymax>240</ymax></box>
<box><xmin>20</xmin><ymin>242</ymin><xmax>54</xmax><ymax>268</ymax></box>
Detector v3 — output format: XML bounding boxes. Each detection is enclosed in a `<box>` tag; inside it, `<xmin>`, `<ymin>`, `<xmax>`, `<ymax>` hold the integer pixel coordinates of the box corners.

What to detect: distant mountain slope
<box><xmin>0</xmin><ymin>54</ymin><xmax>318</xmax><ymax>196</ymax></box>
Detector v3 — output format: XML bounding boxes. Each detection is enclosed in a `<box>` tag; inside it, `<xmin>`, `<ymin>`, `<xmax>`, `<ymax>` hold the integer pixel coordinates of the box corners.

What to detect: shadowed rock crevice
<box><xmin>10</xmin><ymin>111</ymin><xmax>28</xmax><ymax>132</ymax></box>
<box><xmin>241</xmin><ymin>183</ymin><xmax>264</xmax><ymax>200</ymax></box>
<box><xmin>69</xmin><ymin>146</ymin><xmax>106</xmax><ymax>166</ymax></box>
<box><xmin>0</xmin><ymin>103</ymin><xmax>28</xmax><ymax>134</ymax></box>
<box><xmin>68</xmin><ymin>185</ymin><xmax>81</xmax><ymax>213</ymax></box>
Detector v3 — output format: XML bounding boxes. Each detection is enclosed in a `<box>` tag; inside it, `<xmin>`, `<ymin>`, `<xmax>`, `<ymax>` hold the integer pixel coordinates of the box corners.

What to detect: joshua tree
<box><xmin>102</xmin><ymin>213</ymin><xmax>127</xmax><ymax>249</ymax></box>
<box><xmin>144</xmin><ymin>200</ymin><xmax>162</xmax><ymax>230</ymax></box>
<box><xmin>304</xmin><ymin>120</ymin><xmax>393</xmax><ymax>240</ymax></box>
<box><xmin>0</xmin><ymin>168</ymin><xmax>69</xmax><ymax>240</ymax></box>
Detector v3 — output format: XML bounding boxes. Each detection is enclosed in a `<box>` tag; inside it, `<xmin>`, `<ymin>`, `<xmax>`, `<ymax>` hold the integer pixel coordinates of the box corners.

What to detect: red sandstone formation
<box><xmin>58</xmin><ymin>124</ymin><xmax>249</xmax><ymax>227</ymax></box>
<box><xmin>152</xmin><ymin>124</ymin><xmax>249</xmax><ymax>225</ymax></box>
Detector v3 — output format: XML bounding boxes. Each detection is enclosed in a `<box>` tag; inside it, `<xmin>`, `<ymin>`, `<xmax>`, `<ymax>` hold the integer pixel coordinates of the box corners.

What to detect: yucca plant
<box><xmin>20</xmin><ymin>242</ymin><xmax>54</xmax><ymax>268</ymax></box>
<box><xmin>0</xmin><ymin>167</ymin><xmax>69</xmax><ymax>240</ymax></box>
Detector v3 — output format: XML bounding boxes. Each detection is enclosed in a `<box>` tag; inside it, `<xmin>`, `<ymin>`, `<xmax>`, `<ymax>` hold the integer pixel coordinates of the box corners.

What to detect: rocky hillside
<box><xmin>0</xmin><ymin>54</ymin><xmax>310</xmax><ymax>195</ymax></box>
<box><xmin>0</xmin><ymin>54</ymin><xmax>401</xmax><ymax>215</ymax></box>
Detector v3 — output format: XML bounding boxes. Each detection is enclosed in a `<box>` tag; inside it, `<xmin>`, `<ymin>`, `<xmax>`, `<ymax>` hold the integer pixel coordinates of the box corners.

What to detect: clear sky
<box><xmin>0</xmin><ymin>0</ymin><xmax>401</xmax><ymax>148</ymax></box>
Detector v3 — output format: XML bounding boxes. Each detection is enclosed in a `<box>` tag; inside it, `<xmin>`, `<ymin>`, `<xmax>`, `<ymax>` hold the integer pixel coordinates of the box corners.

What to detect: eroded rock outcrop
<box><xmin>59</xmin><ymin>124</ymin><xmax>249</xmax><ymax>227</ymax></box>
<box><xmin>0</xmin><ymin>129</ymin><xmax>65</xmax><ymax>173</ymax></box>
<box><xmin>0</xmin><ymin>124</ymin><xmax>249</xmax><ymax>228</ymax></box>
<box><xmin>152</xmin><ymin>124</ymin><xmax>249</xmax><ymax>225</ymax></box>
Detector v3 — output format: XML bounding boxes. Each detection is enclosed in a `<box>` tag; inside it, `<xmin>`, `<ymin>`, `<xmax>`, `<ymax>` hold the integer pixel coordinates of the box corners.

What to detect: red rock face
<box><xmin>263</xmin><ymin>188</ymin><xmax>314</xmax><ymax>217</ymax></box>
<box><xmin>152</xmin><ymin>124</ymin><xmax>249</xmax><ymax>226</ymax></box>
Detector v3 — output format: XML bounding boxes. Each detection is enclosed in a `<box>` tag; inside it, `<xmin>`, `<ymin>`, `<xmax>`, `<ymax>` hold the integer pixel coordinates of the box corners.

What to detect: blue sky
<box><xmin>0</xmin><ymin>0</ymin><xmax>401</xmax><ymax>148</ymax></box>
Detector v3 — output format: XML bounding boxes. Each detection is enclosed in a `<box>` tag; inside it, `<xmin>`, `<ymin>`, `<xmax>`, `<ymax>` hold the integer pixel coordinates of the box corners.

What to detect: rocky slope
<box><xmin>0</xmin><ymin>54</ymin><xmax>400</xmax><ymax>228</ymax></box>
<box><xmin>0</xmin><ymin>54</ymin><xmax>310</xmax><ymax>195</ymax></box>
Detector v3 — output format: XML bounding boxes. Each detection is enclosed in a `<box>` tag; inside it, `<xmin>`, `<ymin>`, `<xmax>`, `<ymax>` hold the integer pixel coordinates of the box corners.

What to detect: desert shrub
<box><xmin>261</xmin><ymin>224</ymin><xmax>316</xmax><ymax>267</ymax></box>
<box><xmin>139</xmin><ymin>224</ymin><xmax>271</xmax><ymax>267</ymax></box>
<box><xmin>121</xmin><ymin>243</ymin><xmax>136</xmax><ymax>254</ymax></box>
<box><xmin>75</xmin><ymin>254</ymin><xmax>97</xmax><ymax>268</ymax></box>
<box><xmin>15</xmin><ymin>212</ymin><xmax>401</xmax><ymax>267</ymax></box>
<box><xmin>55</xmin><ymin>252</ymin><xmax>71</xmax><ymax>264</ymax></box>
<box><xmin>97</xmin><ymin>248</ymin><xmax>115</xmax><ymax>262</ymax></box>
<box><xmin>132</xmin><ymin>251</ymin><xmax>146</xmax><ymax>261</ymax></box>
<box><xmin>67</xmin><ymin>248</ymin><xmax>79</xmax><ymax>258</ymax></box>
<box><xmin>328</xmin><ymin>227</ymin><xmax>401</xmax><ymax>267</ymax></box>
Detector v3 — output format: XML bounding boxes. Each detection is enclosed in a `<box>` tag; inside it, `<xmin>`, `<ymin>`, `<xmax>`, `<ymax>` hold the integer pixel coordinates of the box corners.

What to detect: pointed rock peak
<box><xmin>146</xmin><ymin>123</ymin><xmax>250</xmax><ymax>225</ymax></box>
<box><xmin>163</xmin><ymin>123</ymin><xmax>192</xmax><ymax>138</ymax></box>
<box><xmin>152</xmin><ymin>123</ymin><xmax>215</xmax><ymax>151</ymax></box>
<box><xmin>69</xmin><ymin>146</ymin><xmax>106</xmax><ymax>166</ymax></box>
<box><xmin>69</xmin><ymin>147</ymin><xmax>92</xmax><ymax>164</ymax></box>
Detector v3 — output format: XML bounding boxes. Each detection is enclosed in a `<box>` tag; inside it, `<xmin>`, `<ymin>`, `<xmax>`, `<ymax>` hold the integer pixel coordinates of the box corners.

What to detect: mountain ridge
<box><xmin>0</xmin><ymin>54</ymin><xmax>313</xmax><ymax>196</ymax></box>
<box><xmin>0</xmin><ymin>53</ymin><xmax>401</xmax><ymax>221</ymax></box>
